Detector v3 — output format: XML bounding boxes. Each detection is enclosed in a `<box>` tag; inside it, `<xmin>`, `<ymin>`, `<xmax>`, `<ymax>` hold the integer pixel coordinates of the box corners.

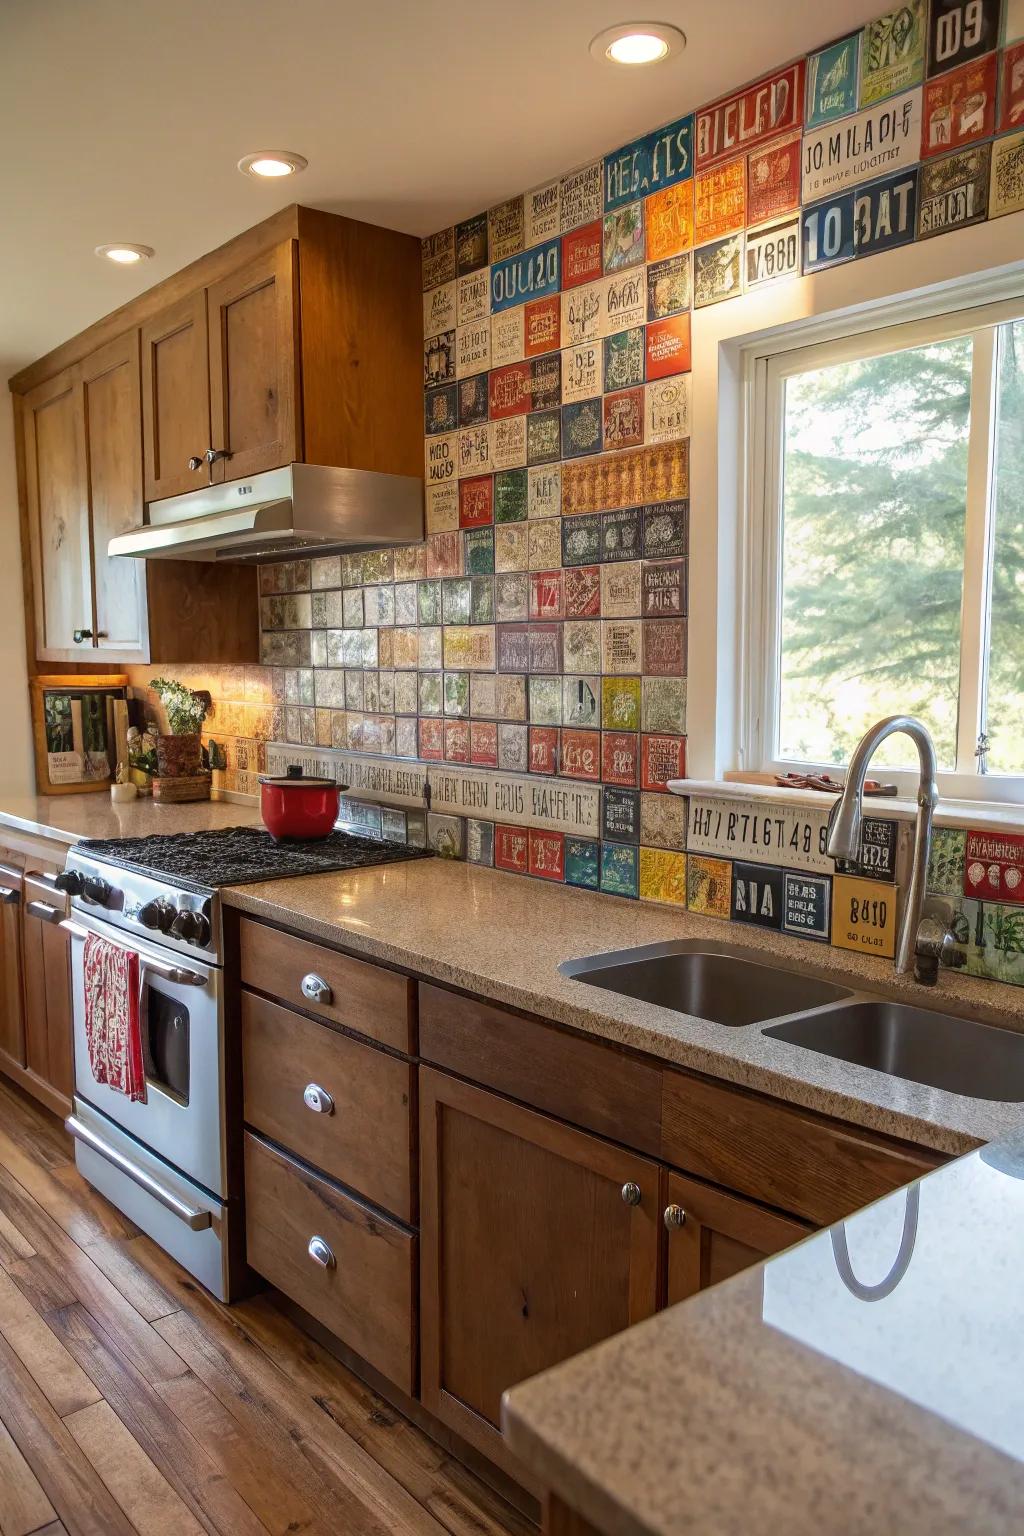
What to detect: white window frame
<box><xmin>742</xmin><ymin>292</ymin><xmax>1024</xmax><ymax>804</ymax></box>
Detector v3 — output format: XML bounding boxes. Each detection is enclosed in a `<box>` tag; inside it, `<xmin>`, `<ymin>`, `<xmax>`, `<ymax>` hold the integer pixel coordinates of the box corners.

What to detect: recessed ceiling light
<box><xmin>590</xmin><ymin>22</ymin><xmax>685</xmax><ymax>65</ymax></box>
<box><xmin>238</xmin><ymin>150</ymin><xmax>308</xmax><ymax>179</ymax></box>
<box><xmin>95</xmin><ymin>243</ymin><xmax>154</xmax><ymax>264</ymax></box>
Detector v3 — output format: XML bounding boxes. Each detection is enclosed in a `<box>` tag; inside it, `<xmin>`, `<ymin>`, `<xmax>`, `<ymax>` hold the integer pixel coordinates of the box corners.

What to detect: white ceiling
<box><xmin>1</xmin><ymin>0</ymin><xmax>886</xmax><ymax>375</ymax></box>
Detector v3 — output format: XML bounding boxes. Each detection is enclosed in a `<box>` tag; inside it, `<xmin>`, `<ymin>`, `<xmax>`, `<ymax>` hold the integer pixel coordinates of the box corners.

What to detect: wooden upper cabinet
<box><xmin>419</xmin><ymin>1068</ymin><xmax>660</xmax><ymax>1478</ymax></box>
<box><xmin>79</xmin><ymin>332</ymin><xmax>149</xmax><ymax>662</ymax></box>
<box><xmin>141</xmin><ymin>289</ymin><xmax>211</xmax><ymax>501</ymax></box>
<box><xmin>207</xmin><ymin>240</ymin><xmax>299</xmax><ymax>482</ymax></box>
<box><xmin>22</xmin><ymin>369</ymin><xmax>94</xmax><ymax>661</ymax></box>
<box><xmin>663</xmin><ymin>1170</ymin><xmax>810</xmax><ymax>1307</ymax></box>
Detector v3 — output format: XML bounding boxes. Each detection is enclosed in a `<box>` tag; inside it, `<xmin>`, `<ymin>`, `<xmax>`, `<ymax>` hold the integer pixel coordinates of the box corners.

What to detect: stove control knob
<box><xmin>139</xmin><ymin>899</ymin><xmax>175</xmax><ymax>932</ymax></box>
<box><xmin>83</xmin><ymin>876</ymin><xmax>112</xmax><ymax>906</ymax></box>
<box><xmin>170</xmin><ymin>909</ymin><xmax>201</xmax><ymax>943</ymax></box>
<box><xmin>54</xmin><ymin>870</ymin><xmax>84</xmax><ymax>896</ymax></box>
<box><xmin>192</xmin><ymin>911</ymin><xmax>212</xmax><ymax>948</ymax></box>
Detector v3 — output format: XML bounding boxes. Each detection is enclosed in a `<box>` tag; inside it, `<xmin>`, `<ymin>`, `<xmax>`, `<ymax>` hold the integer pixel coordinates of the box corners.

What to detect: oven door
<box><xmin>69</xmin><ymin>912</ymin><xmax>226</xmax><ymax>1199</ymax></box>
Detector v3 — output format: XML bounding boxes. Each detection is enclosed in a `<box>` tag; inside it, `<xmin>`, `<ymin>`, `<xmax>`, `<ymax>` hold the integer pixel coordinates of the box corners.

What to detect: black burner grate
<box><xmin>77</xmin><ymin>825</ymin><xmax>433</xmax><ymax>892</ymax></box>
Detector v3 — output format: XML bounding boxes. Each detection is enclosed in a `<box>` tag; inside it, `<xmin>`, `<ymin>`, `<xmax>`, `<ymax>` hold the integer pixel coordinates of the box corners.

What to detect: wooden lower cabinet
<box><xmin>663</xmin><ymin>1170</ymin><xmax>811</xmax><ymax>1305</ymax></box>
<box><xmin>0</xmin><ymin>848</ymin><xmax>72</xmax><ymax>1118</ymax></box>
<box><xmin>419</xmin><ymin>1067</ymin><xmax>661</xmax><ymax>1475</ymax></box>
<box><xmin>0</xmin><ymin>860</ymin><xmax>25</xmax><ymax>1075</ymax></box>
<box><xmin>20</xmin><ymin>866</ymin><xmax>74</xmax><ymax>1114</ymax></box>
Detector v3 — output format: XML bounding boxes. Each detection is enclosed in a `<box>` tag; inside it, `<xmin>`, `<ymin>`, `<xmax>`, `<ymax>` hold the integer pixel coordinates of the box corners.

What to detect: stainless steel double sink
<box><xmin>559</xmin><ymin>939</ymin><xmax>1024</xmax><ymax>1103</ymax></box>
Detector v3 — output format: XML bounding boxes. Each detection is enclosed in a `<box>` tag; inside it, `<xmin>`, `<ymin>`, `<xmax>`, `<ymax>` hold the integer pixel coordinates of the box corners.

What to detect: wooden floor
<box><xmin>0</xmin><ymin>1077</ymin><xmax>533</xmax><ymax>1536</ymax></box>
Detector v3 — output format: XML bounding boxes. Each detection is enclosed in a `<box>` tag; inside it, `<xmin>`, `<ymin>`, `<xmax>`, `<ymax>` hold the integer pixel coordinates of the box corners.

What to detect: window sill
<box><xmin>669</xmin><ymin>775</ymin><xmax>1024</xmax><ymax>836</ymax></box>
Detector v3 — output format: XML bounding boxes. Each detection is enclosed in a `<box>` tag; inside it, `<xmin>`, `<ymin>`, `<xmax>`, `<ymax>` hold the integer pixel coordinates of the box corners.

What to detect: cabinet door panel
<box><xmin>420</xmin><ymin>1068</ymin><xmax>660</xmax><ymax>1476</ymax></box>
<box><xmin>23</xmin><ymin>370</ymin><xmax>93</xmax><ymax>660</ymax></box>
<box><xmin>81</xmin><ymin>332</ymin><xmax>149</xmax><ymax>661</ymax></box>
<box><xmin>0</xmin><ymin>860</ymin><xmax>25</xmax><ymax>1071</ymax></box>
<box><xmin>141</xmin><ymin>291</ymin><xmax>211</xmax><ymax>501</ymax></box>
<box><xmin>21</xmin><ymin>871</ymin><xmax>73</xmax><ymax>1109</ymax></box>
<box><xmin>207</xmin><ymin>241</ymin><xmax>299</xmax><ymax>481</ymax></box>
<box><xmin>663</xmin><ymin>1171</ymin><xmax>810</xmax><ymax>1306</ymax></box>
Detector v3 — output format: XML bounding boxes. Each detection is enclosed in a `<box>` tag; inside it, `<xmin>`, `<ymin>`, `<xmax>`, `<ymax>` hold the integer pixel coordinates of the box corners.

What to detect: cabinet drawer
<box><xmin>661</xmin><ymin>1070</ymin><xmax>942</xmax><ymax>1227</ymax></box>
<box><xmin>239</xmin><ymin>918</ymin><xmax>414</xmax><ymax>1052</ymax></box>
<box><xmin>242</xmin><ymin>990</ymin><xmax>414</xmax><ymax>1222</ymax></box>
<box><xmin>419</xmin><ymin>982</ymin><xmax>663</xmax><ymax>1157</ymax></box>
<box><xmin>244</xmin><ymin>1132</ymin><xmax>416</xmax><ymax>1393</ymax></box>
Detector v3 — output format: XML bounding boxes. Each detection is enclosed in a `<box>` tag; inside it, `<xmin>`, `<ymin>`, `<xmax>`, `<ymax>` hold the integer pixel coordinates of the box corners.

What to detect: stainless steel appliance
<box><xmin>106</xmin><ymin>462</ymin><xmax>423</xmax><ymax>563</ymax></box>
<box><xmin>54</xmin><ymin>825</ymin><xmax>431</xmax><ymax>1300</ymax></box>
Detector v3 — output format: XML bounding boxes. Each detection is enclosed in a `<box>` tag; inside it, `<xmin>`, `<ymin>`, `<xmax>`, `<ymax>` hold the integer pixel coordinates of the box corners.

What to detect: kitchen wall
<box><xmin>0</xmin><ymin>384</ymin><xmax>34</xmax><ymax>797</ymax></box>
<box><xmin>131</xmin><ymin>0</ymin><xmax>1024</xmax><ymax>988</ymax></box>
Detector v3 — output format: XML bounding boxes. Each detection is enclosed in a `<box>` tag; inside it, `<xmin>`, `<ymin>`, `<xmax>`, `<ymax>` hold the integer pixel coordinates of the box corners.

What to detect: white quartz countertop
<box><xmin>222</xmin><ymin>857</ymin><xmax>1024</xmax><ymax>1156</ymax></box>
<box><xmin>0</xmin><ymin>793</ymin><xmax>262</xmax><ymax>846</ymax></box>
<box><xmin>503</xmin><ymin>1136</ymin><xmax>1024</xmax><ymax>1535</ymax></box>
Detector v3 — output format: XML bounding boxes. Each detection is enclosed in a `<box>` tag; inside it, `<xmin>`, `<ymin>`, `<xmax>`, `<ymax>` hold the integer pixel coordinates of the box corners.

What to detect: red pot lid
<box><xmin>259</xmin><ymin>764</ymin><xmax>339</xmax><ymax>789</ymax></box>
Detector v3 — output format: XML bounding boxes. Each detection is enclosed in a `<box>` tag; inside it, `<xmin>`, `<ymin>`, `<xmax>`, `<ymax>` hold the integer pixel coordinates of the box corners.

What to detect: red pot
<box><xmin>259</xmin><ymin>766</ymin><xmax>345</xmax><ymax>841</ymax></box>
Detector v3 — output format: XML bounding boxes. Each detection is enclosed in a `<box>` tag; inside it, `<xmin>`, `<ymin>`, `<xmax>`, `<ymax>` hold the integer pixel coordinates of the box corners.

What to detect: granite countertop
<box><xmin>222</xmin><ymin>858</ymin><xmax>1024</xmax><ymax>1155</ymax></box>
<box><xmin>0</xmin><ymin>793</ymin><xmax>263</xmax><ymax>846</ymax></box>
<box><xmin>502</xmin><ymin>1135</ymin><xmax>1024</xmax><ymax>1535</ymax></box>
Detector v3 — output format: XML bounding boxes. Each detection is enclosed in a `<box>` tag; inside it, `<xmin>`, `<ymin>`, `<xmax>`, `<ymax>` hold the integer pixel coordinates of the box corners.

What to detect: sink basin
<box><xmin>559</xmin><ymin>940</ymin><xmax>852</xmax><ymax>1027</ymax></box>
<box><xmin>764</xmin><ymin>1001</ymin><xmax>1024</xmax><ymax>1102</ymax></box>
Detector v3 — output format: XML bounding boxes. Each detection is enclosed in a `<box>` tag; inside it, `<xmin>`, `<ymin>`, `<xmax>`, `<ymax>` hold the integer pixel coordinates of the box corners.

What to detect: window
<box><xmin>747</xmin><ymin>299</ymin><xmax>1024</xmax><ymax>801</ymax></box>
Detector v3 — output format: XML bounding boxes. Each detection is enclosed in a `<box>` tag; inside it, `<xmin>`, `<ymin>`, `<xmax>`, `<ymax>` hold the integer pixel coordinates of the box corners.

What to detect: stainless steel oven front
<box><xmin>61</xmin><ymin>907</ymin><xmax>233</xmax><ymax>1299</ymax></box>
<box><xmin>67</xmin><ymin>910</ymin><xmax>226</xmax><ymax>1198</ymax></box>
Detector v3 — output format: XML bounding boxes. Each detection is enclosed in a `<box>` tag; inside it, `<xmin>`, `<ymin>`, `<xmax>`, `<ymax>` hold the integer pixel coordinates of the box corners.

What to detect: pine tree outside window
<box><xmin>745</xmin><ymin>297</ymin><xmax>1024</xmax><ymax>803</ymax></box>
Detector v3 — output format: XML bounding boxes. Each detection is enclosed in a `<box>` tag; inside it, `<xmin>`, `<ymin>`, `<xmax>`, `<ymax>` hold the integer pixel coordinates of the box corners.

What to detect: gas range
<box><xmin>59</xmin><ymin>824</ymin><xmax>432</xmax><ymax>964</ymax></box>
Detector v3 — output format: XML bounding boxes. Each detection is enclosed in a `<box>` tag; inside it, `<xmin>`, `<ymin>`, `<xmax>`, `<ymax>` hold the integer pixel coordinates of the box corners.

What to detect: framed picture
<box><xmin>30</xmin><ymin>675</ymin><xmax>128</xmax><ymax>795</ymax></box>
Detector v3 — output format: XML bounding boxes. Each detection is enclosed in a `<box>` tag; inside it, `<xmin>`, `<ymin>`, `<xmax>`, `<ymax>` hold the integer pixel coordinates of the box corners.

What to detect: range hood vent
<box><xmin>108</xmin><ymin>463</ymin><xmax>424</xmax><ymax>563</ymax></box>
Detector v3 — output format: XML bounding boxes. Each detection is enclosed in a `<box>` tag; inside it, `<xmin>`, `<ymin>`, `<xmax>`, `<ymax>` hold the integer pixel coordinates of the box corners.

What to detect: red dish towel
<box><xmin>83</xmin><ymin>933</ymin><xmax>146</xmax><ymax>1103</ymax></box>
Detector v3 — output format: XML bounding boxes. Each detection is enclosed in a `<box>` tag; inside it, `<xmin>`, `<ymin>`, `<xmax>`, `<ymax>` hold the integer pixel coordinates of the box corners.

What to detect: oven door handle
<box><xmin>57</xmin><ymin>916</ymin><xmax>207</xmax><ymax>987</ymax></box>
<box><xmin>65</xmin><ymin>1115</ymin><xmax>213</xmax><ymax>1231</ymax></box>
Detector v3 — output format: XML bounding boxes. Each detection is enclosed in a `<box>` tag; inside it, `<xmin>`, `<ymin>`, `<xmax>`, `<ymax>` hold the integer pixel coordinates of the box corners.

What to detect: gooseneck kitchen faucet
<box><xmin>827</xmin><ymin>716</ymin><xmax>959</xmax><ymax>983</ymax></box>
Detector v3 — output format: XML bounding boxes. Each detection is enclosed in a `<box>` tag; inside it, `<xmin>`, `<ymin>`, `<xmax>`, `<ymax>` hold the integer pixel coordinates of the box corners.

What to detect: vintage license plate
<box><xmin>832</xmin><ymin>874</ymin><xmax>898</xmax><ymax>959</ymax></box>
<box><xmin>802</xmin><ymin>89</ymin><xmax>922</xmax><ymax>202</ymax></box>
<box><xmin>605</xmin><ymin>115</ymin><xmax>693</xmax><ymax>210</ymax></box>
<box><xmin>745</xmin><ymin>218</ymin><xmax>801</xmax><ymax>286</ymax></box>
<box><xmin>688</xmin><ymin>796</ymin><xmax>832</xmax><ymax>871</ymax></box>
<box><xmin>853</xmin><ymin>168</ymin><xmax>919</xmax><ymax>254</ymax></box>
<box><xmin>964</xmin><ymin>829</ymin><xmax>1024</xmax><ymax>904</ymax></box>
<box><xmin>696</xmin><ymin>61</ymin><xmax>805</xmax><ymax>167</ymax></box>
<box><xmin>490</xmin><ymin>240</ymin><xmax>560</xmax><ymax>312</ymax></box>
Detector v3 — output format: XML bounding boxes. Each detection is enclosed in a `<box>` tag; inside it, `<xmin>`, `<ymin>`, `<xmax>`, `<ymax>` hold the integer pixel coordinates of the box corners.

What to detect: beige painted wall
<box><xmin>0</xmin><ymin>387</ymin><xmax>33</xmax><ymax>796</ymax></box>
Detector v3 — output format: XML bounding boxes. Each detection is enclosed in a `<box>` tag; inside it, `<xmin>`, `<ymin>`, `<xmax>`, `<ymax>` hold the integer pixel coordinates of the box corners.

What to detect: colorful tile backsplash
<box><xmin>132</xmin><ymin>1</ymin><xmax>1024</xmax><ymax>1004</ymax></box>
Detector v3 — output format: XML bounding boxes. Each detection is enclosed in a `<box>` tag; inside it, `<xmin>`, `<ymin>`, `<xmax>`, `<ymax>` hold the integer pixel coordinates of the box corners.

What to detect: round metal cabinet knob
<box><xmin>187</xmin><ymin>455</ymin><xmax>204</xmax><ymax>471</ymax></box>
<box><xmin>307</xmin><ymin>1235</ymin><xmax>335</xmax><ymax>1269</ymax></box>
<box><xmin>303</xmin><ymin>1083</ymin><xmax>335</xmax><ymax>1116</ymax></box>
<box><xmin>301</xmin><ymin>972</ymin><xmax>333</xmax><ymax>1004</ymax></box>
<box><xmin>621</xmin><ymin>1181</ymin><xmax>642</xmax><ymax>1207</ymax></box>
<box><xmin>663</xmin><ymin>1204</ymin><xmax>687</xmax><ymax>1231</ymax></box>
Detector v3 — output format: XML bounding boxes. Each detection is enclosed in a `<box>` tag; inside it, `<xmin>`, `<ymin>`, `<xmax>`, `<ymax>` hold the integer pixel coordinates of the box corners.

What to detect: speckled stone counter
<box><xmin>222</xmin><ymin>858</ymin><xmax>1024</xmax><ymax>1154</ymax></box>
<box><xmin>503</xmin><ymin>1136</ymin><xmax>1024</xmax><ymax>1535</ymax></box>
<box><xmin>0</xmin><ymin>794</ymin><xmax>262</xmax><ymax>846</ymax></box>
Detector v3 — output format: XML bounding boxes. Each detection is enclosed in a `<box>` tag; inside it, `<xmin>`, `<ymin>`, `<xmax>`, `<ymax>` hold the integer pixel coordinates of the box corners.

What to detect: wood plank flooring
<box><xmin>0</xmin><ymin>1077</ymin><xmax>533</xmax><ymax>1536</ymax></box>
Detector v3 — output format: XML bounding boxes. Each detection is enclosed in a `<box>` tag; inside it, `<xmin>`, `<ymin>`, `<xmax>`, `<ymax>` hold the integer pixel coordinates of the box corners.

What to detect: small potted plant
<box><xmin>149</xmin><ymin>678</ymin><xmax>210</xmax><ymax>778</ymax></box>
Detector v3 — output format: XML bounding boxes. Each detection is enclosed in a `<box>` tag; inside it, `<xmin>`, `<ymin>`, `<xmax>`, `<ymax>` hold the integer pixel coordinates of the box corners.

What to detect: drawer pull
<box><xmin>0</xmin><ymin>886</ymin><xmax>19</xmax><ymax>906</ymax></box>
<box><xmin>301</xmin><ymin>972</ymin><xmax>333</xmax><ymax>1005</ymax></box>
<box><xmin>303</xmin><ymin>1083</ymin><xmax>335</xmax><ymax>1116</ymax></box>
<box><xmin>307</xmin><ymin>1235</ymin><xmax>336</xmax><ymax>1269</ymax></box>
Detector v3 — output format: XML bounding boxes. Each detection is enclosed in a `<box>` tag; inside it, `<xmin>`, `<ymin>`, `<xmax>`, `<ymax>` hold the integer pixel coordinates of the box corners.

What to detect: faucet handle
<box><xmin>914</xmin><ymin>916</ymin><xmax>967</xmax><ymax>986</ymax></box>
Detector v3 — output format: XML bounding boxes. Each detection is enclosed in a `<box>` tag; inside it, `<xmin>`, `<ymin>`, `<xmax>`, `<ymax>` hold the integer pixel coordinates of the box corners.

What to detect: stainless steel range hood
<box><xmin>108</xmin><ymin>463</ymin><xmax>424</xmax><ymax>563</ymax></box>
